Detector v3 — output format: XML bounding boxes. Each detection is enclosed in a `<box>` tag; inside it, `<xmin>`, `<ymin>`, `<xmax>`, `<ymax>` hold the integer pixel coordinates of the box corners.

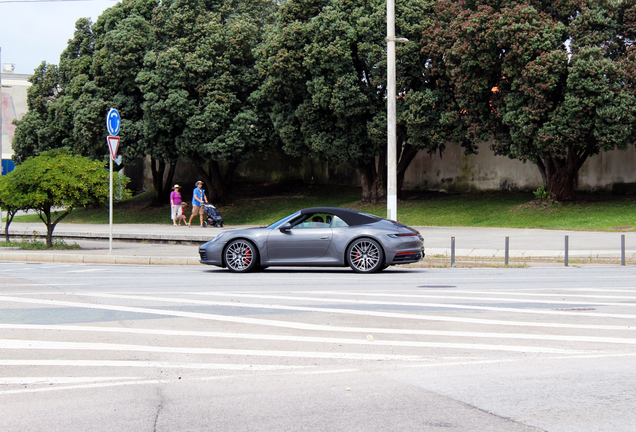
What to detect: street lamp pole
<box><xmin>387</xmin><ymin>0</ymin><xmax>397</xmax><ymax>221</ymax></box>
<box><xmin>386</xmin><ymin>0</ymin><xmax>407</xmax><ymax>222</ymax></box>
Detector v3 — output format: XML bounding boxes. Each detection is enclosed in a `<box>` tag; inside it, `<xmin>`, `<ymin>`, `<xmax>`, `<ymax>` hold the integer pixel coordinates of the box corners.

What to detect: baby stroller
<box><xmin>202</xmin><ymin>203</ymin><xmax>224</xmax><ymax>228</ymax></box>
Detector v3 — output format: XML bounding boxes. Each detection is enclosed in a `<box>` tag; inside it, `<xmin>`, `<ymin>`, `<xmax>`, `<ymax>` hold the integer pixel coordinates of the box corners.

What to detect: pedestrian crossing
<box><xmin>1</xmin><ymin>271</ymin><xmax>635</xmax><ymax>396</ymax></box>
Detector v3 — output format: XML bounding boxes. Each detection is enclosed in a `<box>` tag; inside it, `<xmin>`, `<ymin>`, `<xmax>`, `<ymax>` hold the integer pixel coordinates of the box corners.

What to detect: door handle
<box><xmin>320</xmin><ymin>237</ymin><xmax>330</xmax><ymax>240</ymax></box>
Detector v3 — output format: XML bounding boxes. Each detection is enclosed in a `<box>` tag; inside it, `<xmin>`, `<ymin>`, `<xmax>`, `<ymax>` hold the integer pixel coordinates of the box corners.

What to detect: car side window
<box><xmin>292</xmin><ymin>214</ymin><xmax>330</xmax><ymax>229</ymax></box>
<box><xmin>330</xmin><ymin>215</ymin><xmax>348</xmax><ymax>227</ymax></box>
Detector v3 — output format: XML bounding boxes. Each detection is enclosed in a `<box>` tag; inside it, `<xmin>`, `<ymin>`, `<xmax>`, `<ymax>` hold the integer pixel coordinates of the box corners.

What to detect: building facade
<box><xmin>0</xmin><ymin>64</ymin><xmax>30</xmax><ymax>175</ymax></box>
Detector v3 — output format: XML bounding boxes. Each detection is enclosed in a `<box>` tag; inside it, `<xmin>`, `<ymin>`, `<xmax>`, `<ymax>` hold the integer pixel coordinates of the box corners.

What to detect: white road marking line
<box><xmin>2</xmin><ymin>323</ymin><xmax>636</xmax><ymax>347</ymax></box>
<box><xmin>0</xmin><ymin>377</ymin><xmax>142</xmax><ymax>384</ymax></box>
<box><xmin>0</xmin><ymin>294</ymin><xmax>633</xmax><ymax>331</ymax></box>
<box><xmin>65</xmin><ymin>269</ymin><xmax>107</xmax><ymax>273</ymax></box>
<box><xmin>0</xmin><ymin>379</ymin><xmax>168</xmax><ymax>395</ymax></box>
<box><xmin>0</xmin><ymin>360</ymin><xmax>305</xmax><ymax>371</ymax></box>
<box><xmin>0</xmin><ymin>339</ymin><xmax>438</xmax><ymax>359</ymax></box>
<box><xmin>82</xmin><ymin>291</ymin><xmax>636</xmax><ymax>320</ymax></box>
<box><xmin>400</xmin><ymin>352</ymin><xmax>636</xmax><ymax>368</ymax></box>
<box><xmin>300</xmin><ymin>289</ymin><xmax>636</xmax><ymax>301</ymax></box>
<box><xmin>220</xmin><ymin>291</ymin><xmax>636</xmax><ymax>308</ymax></box>
<box><xmin>0</xmin><ymin>368</ymin><xmax>360</xmax><ymax>396</ymax></box>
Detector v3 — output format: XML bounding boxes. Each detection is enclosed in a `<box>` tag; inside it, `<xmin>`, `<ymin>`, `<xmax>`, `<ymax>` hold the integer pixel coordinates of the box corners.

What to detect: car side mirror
<box><xmin>279</xmin><ymin>222</ymin><xmax>292</xmax><ymax>232</ymax></box>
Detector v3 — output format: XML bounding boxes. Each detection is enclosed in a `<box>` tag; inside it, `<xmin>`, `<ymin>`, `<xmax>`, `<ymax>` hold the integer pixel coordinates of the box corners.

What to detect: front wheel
<box><xmin>223</xmin><ymin>239</ymin><xmax>259</xmax><ymax>272</ymax></box>
<box><xmin>346</xmin><ymin>238</ymin><xmax>384</xmax><ymax>273</ymax></box>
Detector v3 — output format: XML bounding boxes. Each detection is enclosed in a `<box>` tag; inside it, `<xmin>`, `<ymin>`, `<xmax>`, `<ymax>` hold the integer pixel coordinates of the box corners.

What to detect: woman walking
<box><xmin>170</xmin><ymin>185</ymin><xmax>183</xmax><ymax>226</ymax></box>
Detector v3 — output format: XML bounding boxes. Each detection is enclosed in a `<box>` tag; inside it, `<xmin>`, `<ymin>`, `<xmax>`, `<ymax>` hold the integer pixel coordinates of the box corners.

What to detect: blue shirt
<box><xmin>192</xmin><ymin>187</ymin><xmax>205</xmax><ymax>206</ymax></box>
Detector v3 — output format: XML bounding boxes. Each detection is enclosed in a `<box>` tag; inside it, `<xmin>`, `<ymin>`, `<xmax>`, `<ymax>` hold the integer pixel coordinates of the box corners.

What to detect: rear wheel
<box><xmin>224</xmin><ymin>239</ymin><xmax>259</xmax><ymax>272</ymax></box>
<box><xmin>346</xmin><ymin>238</ymin><xmax>384</xmax><ymax>273</ymax></box>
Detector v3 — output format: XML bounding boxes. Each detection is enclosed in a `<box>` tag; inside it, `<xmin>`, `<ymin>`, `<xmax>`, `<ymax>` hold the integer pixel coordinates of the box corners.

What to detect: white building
<box><xmin>0</xmin><ymin>63</ymin><xmax>30</xmax><ymax>175</ymax></box>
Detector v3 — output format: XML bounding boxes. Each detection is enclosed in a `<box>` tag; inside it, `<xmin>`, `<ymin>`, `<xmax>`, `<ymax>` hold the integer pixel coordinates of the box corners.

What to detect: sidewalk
<box><xmin>1</xmin><ymin>222</ymin><xmax>634</xmax><ymax>266</ymax></box>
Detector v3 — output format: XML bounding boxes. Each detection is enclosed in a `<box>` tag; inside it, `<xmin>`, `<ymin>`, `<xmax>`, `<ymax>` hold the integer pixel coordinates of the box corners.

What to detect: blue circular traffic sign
<box><xmin>106</xmin><ymin>108</ymin><xmax>121</xmax><ymax>136</ymax></box>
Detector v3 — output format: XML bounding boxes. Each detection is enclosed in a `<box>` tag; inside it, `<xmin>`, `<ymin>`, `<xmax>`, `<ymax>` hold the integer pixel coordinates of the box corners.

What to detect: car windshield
<box><xmin>266</xmin><ymin>211</ymin><xmax>301</xmax><ymax>229</ymax></box>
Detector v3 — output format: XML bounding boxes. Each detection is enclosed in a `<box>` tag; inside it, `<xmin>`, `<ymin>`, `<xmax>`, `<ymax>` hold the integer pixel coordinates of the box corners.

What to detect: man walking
<box><xmin>188</xmin><ymin>181</ymin><xmax>208</xmax><ymax>227</ymax></box>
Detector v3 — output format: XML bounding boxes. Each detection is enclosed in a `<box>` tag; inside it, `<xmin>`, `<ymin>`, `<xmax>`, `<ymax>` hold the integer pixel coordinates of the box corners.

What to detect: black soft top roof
<box><xmin>300</xmin><ymin>207</ymin><xmax>383</xmax><ymax>226</ymax></box>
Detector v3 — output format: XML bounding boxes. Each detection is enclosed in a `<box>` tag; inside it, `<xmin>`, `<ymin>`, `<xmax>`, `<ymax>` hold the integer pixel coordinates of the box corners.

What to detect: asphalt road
<box><xmin>1</xmin><ymin>264</ymin><xmax>635</xmax><ymax>431</ymax></box>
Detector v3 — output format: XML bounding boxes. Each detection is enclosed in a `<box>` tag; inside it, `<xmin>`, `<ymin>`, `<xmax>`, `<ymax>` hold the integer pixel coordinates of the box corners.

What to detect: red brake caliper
<box><xmin>244</xmin><ymin>247</ymin><xmax>251</xmax><ymax>264</ymax></box>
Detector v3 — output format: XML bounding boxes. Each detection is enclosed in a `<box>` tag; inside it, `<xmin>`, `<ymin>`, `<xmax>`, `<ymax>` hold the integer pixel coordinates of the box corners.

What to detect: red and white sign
<box><xmin>107</xmin><ymin>136</ymin><xmax>120</xmax><ymax>160</ymax></box>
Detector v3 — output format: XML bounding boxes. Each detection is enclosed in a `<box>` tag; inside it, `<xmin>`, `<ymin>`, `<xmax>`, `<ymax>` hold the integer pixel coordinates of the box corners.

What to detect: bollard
<box><xmin>505</xmin><ymin>236</ymin><xmax>509</xmax><ymax>266</ymax></box>
<box><xmin>564</xmin><ymin>235</ymin><xmax>569</xmax><ymax>267</ymax></box>
<box><xmin>451</xmin><ymin>236</ymin><xmax>456</xmax><ymax>268</ymax></box>
<box><xmin>621</xmin><ymin>234</ymin><xmax>626</xmax><ymax>266</ymax></box>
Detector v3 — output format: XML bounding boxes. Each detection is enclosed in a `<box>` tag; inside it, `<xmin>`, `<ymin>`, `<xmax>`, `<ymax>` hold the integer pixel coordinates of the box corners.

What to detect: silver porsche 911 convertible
<box><xmin>198</xmin><ymin>207</ymin><xmax>424</xmax><ymax>273</ymax></box>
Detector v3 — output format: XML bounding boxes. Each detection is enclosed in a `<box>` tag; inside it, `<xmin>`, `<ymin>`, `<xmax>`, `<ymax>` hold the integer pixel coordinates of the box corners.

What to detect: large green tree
<box><xmin>257</xmin><ymin>0</ymin><xmax>459</xmax><ymax>202</ymax></box>
<box><xmin>422</xmin><ymin>0</ymin><xmax>636</xmax><ymax>201</ymax></box>
<box><xmin>11</xmin><ymin>62</ymin><xmax>63</xmax><ymax>163</ymax></box>
<box><xmin>137</xmin><ymin>0</ymin><xmax>278</xmax><ymax>203</ymax></box>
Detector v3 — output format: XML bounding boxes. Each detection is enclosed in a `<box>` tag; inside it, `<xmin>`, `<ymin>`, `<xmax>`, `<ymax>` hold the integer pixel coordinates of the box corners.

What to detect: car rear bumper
<box><xmin>387</xmin><ymin>248</ymin><xmax>425</xmax><ymax>265</ymax></box>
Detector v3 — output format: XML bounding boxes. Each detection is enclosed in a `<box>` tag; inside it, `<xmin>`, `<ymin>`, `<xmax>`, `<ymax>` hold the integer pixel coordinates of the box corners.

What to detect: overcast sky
<box><xmin>0</xmin><ymin>0</ymin><xmax>119</xmax><ymax>75</ymax></box>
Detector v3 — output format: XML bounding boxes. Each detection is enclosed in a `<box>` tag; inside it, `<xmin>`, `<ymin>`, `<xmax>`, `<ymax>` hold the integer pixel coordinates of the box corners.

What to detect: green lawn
<box><xmin>8</xmin><ymin>185</ymin><xmax>636</xmax><ymax>232</ymax></box>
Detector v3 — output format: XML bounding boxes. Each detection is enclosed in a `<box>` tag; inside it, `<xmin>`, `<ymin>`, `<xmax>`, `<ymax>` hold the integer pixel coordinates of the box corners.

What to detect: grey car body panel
<box><xmin>198</xmin><ymin>207</ymin><xmax>424</xmax><ymax>269</ymax></box>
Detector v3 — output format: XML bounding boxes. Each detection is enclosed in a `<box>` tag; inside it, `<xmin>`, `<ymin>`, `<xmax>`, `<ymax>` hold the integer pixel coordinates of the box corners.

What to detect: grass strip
<box><xmin>7</xmin><ymin>186</ymin><xmax>636</xmax><ymax>232</ymax></box>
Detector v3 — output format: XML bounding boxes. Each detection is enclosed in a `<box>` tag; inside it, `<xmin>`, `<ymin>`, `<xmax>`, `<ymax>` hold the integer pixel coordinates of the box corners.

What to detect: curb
<box><xmin>0</xmin><ymin>251</ymin><xmax>201</xmax><ymax>266</ymax></box>
<box><xmin>7</xmin><ymin>230</ymin><xmax>212</xmax><ymax>245</ymax></box>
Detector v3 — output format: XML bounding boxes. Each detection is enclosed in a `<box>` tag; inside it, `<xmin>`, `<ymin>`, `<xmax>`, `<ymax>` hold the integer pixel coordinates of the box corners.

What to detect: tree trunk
<box><xmin>150</xmin><ymin>158</ymin><xmax>165</xmax><ymax>207</ymax></box>
<box><xmin>360</xmin><ymin>161</ymin><xmax>379</xmax><ymax>203</ymax></box>
<box><xmin>540</xmin><ymin>141</ymin><xmax>595</xmax><ymax>202</ymax></box>
<box><xmin>150</xmin><ymin>158</ymin><xmax>177</xmax><ymax>206</ymax></box>
<box><xmin>37</xmin><ymin>206</ymin><xmax>73</xmax><ymax>247</ymax></box>
<box><xmin>4</xmin><ymin>210</ymin><xmax>17</xmax><ymax>243</ymax></box>
<box><xmin>195</xmin><ymin>161</ymin><xmax>236</xmax><ymax>205</ymax></box>
<box><xmin>396</xmin><ymin>143</ymin><xmax>419</xmax><ymax>199</ymax></box>
<box><xmin>546</xmin><ymin>166</ymin><xmax>577</xmax><ymax>201</ymax></box>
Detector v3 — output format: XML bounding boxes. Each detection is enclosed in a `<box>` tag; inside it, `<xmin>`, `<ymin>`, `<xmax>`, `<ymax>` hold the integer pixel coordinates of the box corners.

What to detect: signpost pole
<box><xmin>106</xmin><ymin>108</ymin><xmax>120</xmax><ymax>255</ymax></box>
<box><xmin>109</xmin><ymin>156</ymin><xmax>113</xmax><ymax>254</ymax></box>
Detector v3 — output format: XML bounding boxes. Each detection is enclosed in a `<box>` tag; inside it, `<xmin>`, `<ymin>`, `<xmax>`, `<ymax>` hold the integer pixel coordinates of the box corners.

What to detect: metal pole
<box><xmin>109</xmin><ymin>156</ymin><xmax>113</xmax><ymax>254</ymax></box>
<box><xmin>386</xmin><ymin>0</ymin><xmax>397</xmax><ymax>221</ymax></box>
<box><xmin>451</xmin><ymin>236</ymin><xmax>455</xmax><ymax>268</ymax></box>
<box><xmin>564</xmin><ymin>235</ymin><xmax>569</xmax><ymax>267</ymax></box>
<box><xmin>505</xmin><ymin>236</ymin><xmax>509</xmax><ymax>266</ymax></box>
<box><xmin>621</xmin><ymin>234</ymin><xmax>625</xmax><ymax>266</ymax></box>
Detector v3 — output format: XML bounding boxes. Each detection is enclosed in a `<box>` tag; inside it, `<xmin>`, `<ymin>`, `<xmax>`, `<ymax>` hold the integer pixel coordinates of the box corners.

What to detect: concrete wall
<box><xmin>402</xmin><ymin>142</ymin><xmax>636</xmax><ymax>193</ymax></box>
<box><xmin>150</xmin><ymin>142</ymin><xmax>636</xmax><ymax>195</ymax></box>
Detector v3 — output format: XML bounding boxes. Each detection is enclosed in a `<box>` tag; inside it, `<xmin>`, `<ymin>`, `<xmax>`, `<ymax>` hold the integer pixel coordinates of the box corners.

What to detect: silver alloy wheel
<box><xmin>224</xmin><ymin>240</ymin><xmax>256</xmax><ymax>272</ymax></box>
<box><xmin>348</xmin><ymin>239</ymin><xmax>382</xmax><ymax>272</ymax></box>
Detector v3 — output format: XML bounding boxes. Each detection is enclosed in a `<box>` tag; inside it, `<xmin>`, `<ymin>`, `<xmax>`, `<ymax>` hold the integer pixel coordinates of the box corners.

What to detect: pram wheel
<box><xmin>202</xmin><ymin>221</ymin><xmax>207</xmax><ymax>227</ymax></box>
<box><xmin>219</xmin><ymin>221</ymin><xmax>224</xmax><ymax>228</ymax></box>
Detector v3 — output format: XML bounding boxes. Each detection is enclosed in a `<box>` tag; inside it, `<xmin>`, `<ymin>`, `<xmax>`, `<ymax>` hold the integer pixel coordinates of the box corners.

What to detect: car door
<box><xmin>267</xmin><ymin>222</ymin><xmax>333</xmax><ymax>263</ymax></box>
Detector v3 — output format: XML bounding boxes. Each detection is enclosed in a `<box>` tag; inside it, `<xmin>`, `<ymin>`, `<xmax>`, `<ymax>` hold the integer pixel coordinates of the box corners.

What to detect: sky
<box><xmin>0</xmin><ymin>0</ymin><xmax>119</xmax><ymax>75</ymax></box>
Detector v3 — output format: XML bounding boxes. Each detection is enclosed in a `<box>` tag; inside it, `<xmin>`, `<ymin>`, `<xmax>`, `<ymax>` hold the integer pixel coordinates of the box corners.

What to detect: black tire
<box><xmin>202</xmin><ymin>221</ymin><xmax>208</xmax><ymax>227</ymax></box>
<box><xmin>346</xmin><ymin>238</ymin><xmax>385</xmax><ymax>273</ymax></box>
<box><xmin>219</xmin><ymin>221</ymin><xmax>224</xmax><ymax>227</ymax></box>
<box><xmin>223</xmin><ymin>239</ymin><xmax>259</xmax><ymax>272</ymax></box>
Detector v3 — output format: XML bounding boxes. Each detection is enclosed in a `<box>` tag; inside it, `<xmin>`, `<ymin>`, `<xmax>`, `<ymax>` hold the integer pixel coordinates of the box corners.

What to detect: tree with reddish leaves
<box><xmin>422</xmin><ymin>0</ymin><xmax>636</xmax><ymax>201</ymax></box>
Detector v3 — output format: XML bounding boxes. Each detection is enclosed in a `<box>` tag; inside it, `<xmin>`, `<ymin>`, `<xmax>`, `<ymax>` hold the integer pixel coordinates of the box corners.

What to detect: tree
<box><xmin>11</xmin><ymin>62</ymin><xmax>63</xmax><ymax>163</ymax></box>
<box><xmin>0</xmin><ymin>150</ymin><xmax>131</xmax><ymax>247</ymax></box>
<box><xmin>422</xmin><ymin>0</ymin><xmax>636</xmax><ymax>201</ymax></box>
<box><xmin>257</xmin><ymin>0</ymin><xmax>459</xmax><ymax>202</ymax></box>
<box><xmin>137</xmin><ymin>0</ymin><xmax>278</xmax><ymax>203</ymax></box>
